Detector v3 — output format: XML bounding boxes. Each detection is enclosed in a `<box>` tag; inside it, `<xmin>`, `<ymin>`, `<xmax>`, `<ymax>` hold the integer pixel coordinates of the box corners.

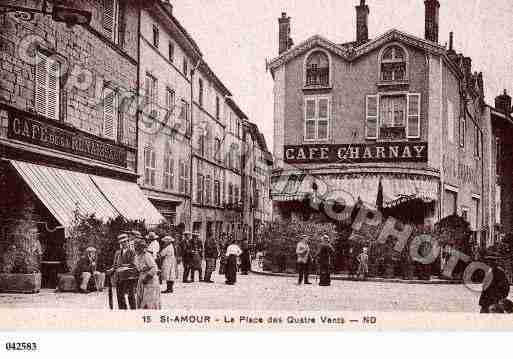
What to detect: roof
<box><xmin>488</xmin><ymin>105</ymin><xmax>513</xmax><ymax>127</ymax></box>
<box><xmin>267</xmin><ymin>29</ymin><xmax>446</xmax><ymax>75</ymax></box>
<box><xmin>199</xmin><ymin>61</ymin><xmax>232</xmax><ymax>97</ymax></box>
<box><xmin>225</xmin><ymin>97</ymin><xmax>248</xmax><ymax>120</ymax></box>
<box><xmin>244</xmin><ymin>121</ymin><xmax>273</xmax><ymax>165</ymax></box>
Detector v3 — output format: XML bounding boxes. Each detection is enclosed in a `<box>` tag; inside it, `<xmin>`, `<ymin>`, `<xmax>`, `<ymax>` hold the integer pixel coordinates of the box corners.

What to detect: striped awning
<box><xmin>10</xmin><ymin>160</ymin><xmax>120</xmax><ymax>228</ymax></box>
<box><xmin>272</xmin><ymin>172</ymin><xmax>438</xmax><ymax>209</ymax></box>
<box><xmin>91</xmin><ymin>175</ymin><xmax>165</xmax><ymax>226</ymax></box>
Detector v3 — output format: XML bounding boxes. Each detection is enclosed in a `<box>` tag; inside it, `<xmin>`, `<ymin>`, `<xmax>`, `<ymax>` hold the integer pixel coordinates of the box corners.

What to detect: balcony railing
<box><xmin>306</xmin><ymin>68</ymin><xmax>329</xmax><ymax>87</ymax></box>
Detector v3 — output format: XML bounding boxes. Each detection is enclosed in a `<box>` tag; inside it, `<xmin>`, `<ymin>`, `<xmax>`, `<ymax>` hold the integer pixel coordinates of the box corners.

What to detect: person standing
<box><xmin>357</xmin><ymin>247</ymin><xmax>369</xmax><ymax>280</ymax></box>
<box><xmin>317</xmin><ymin>235</ymin><xmax>335</xmax><ymax>287</ymax></box>
<box><xmin>181</xmin><ymin>232</ymin><xmax>193</xmax><ymax>283</ymax></box>
<box><xmin>479</xmin><ymin>255</ymin><xmax>511</xmax><ymax>313</ymax></box>
<box><xmin>146</xmin><ymin>232</ymin><xmax>160</xmax><ymax>261</ymax></box>
<box><xmin>204</xmin><ymin>235</ymin><xmax>219</xmax><ymax>283</ymax></box>
<box><xmin>160</xmin><ymin>236</ymin><xmax>177</xmax><ymax>293</ymax></box>
<box><xmin>74</xmin><ymin>247</ymin><xmax>103</xmax><ymax>293</ymax></box>
<box><xmin>239</xmin><ymin>238</ymin><xmax>251</xmax><ymax>275</ymax></box>
<box><xmin>296</xmin><ymin>235</ymin><xmax>311</xmax><ymax>285</ymax></box>
<box><xmin>225</xmin><ymin>240</ymin><xmax>242</xmax><ymax>285</ymax></box>
<box><xmin>191</xmin><ymin>233</ymin><xmax>203</xmax><ymax>282</ymax></box>
<box><xmin>133</xmin><ymin>239</ymin><xmax>161</xmax><ymax>310</ymax></box>
<box><xmin>113</xmin><ymin>234</ymin><xmax>137</xmax><ymax>310</ymax></box>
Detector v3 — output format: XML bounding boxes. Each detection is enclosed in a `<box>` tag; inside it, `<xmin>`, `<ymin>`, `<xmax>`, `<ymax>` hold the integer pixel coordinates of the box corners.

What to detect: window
<box><xmin>163</xmin><ymin>153</ymin><xmax>174</xmax><ymax>190</ymax></box>
<box><xmin>214</xmin><ymin>179</ymin><xmax>221</xmax><ymax>206</ymax></box>
<box><xmin>144</xmin><ymin>147</ymin><xmax>157</xmax><ymax>187</ymax></box>
<box><xmin>474</xmin><ymin>125</ymin><xmax>481</xmax><ymax>157</ymax></box>
<box><xmin>216</xmin><ymin>96</ymin><xmax>220</xmax><ymax>120</ymax></box>
<box><xmin>198</xmin><ymin>133</ymin><xmax>205</xmax><ymax>156</ymax></box>
<box><xmin>198</xmin><ymin>78</ymin><xmax>204</xmax><ymax>107</ymax></box>
<box><xmin>305</xmin><ymin>51</ymin><xmax>329</xmax><ymax>87</ymax></box>
<box><xmin>165</xmin><ymin>87</ymin><xmax>175</xmax><ymax>119</ymax></box>
<box><xmin>496</xmin><ymin>136</ymin><xmax>501</xmax><ymax>175</ymax></box>
<box><xmin>145</xmin><ymin>73</ymin><xmax>158</xmax><ymax>119</ymax></box>
<box><xmin>443</xmin><ymin>189</ymin><xmax>458</xmax><ymax>218</ymax></box>
<box><xmin>102</xmin><ymin>87</ymin><xmax>118</xmax><ymax>140</ymax></box>
<box><xmin>205</xmin><ymin>175</ymin><xmax>211</xmax><ymax>205</ymax></box>
<box><xmin>214</xmin><ymin>138</ymin><xmax>222</xmax><ymax>162</ymax></box>
<box><xmin>365</xmin><ymin>93</ymin><xmax>420</xmax><ymax>140</ymax></box>
<box><xmin>304</xmin><ymin>97</ymin><xmax>329</xmax><ymax>141</ymax></box>
<box><xmin>102</xmin><ymin>0</ymin><xmax>120</xmax><ymax>43</ymax></box>
<box><xmin>168</xmin><ymin>42</ymin><xmax>174</xmax><ymax>63</ymax></box>
<box><xmin>228</xmin><ymin>183</ymin><xmax>233</xmax><ymax>204</ymax></box>
<box><xmin>459</xmin><ymin>117</ymin><xmax>466</xmax><ymax>148</ymax></box>
<box><xmin>180</xmin><ymin>99</ymin><xmax>190</xmax><ymax>134</ymax></box>
<box><xmin>35</xmin><ymin>51</ymin><xmax>61</xmax><ymax>121</ymax></box>
<box><xmin>234</xmin><ymin>185</ymin><xmax>239</xmax><ymax>204</ymax></box>
<box><xmin>183</xmin><ymin>59</ymin><xmax>188</xmax><ymax>78</ymax></box>
<box><xmin>179</xmin><ymin>160</ymin><xmax>189</xmax><ymax>194</ymax></box>
<box><xmin>495</xmin><ymin>184</ymin><xmax>501</xmax><ymax>224</ymax></box>
<box><xmin>447</xmin><ymin>100</ymin><xmax>455</xmax><ymax>143</ymax></box>
<box><xmin>152</xmin><ymin>25</ymin><xmax>159</xmax><ymax>48</ymax></box>
<box><xmin>196</xmin><ymin>172</ymin><xmax>204</xmax><ymax>204</ymax></box>
<box><xmin>380</xmin><ymin>45</ymin><xmax>406</xmax><ymax>81</ymax></box>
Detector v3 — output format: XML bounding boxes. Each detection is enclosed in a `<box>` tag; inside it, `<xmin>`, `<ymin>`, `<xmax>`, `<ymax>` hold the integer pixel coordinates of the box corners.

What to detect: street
<box><xmin>0</xmin><ymin>272</ymin><xmax>492</xmax><ymax>312</ymax></box>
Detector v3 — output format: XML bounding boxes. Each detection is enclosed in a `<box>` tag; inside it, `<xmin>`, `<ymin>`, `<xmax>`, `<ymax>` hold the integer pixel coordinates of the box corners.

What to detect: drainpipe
<box><xmin>135</xmin><ymin>4</ymin><xmax>141</xmax><ymax>182</ymax></box>
<box><xmin>438</xmin><ymin>55</ymin><xmax>444</xmax><ymax>223</ymax></box>
<box><xmin>189</xmin><ymin>58</ymin><xmax>202</xmax><ymax>232</ymax></box>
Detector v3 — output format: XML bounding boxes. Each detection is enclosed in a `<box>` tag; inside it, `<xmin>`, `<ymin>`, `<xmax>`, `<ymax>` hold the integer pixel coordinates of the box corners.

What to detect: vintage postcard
<box><xmin>0</xmin><ymin>0</ymin><xmax>513</xmax><ymax>334</ymax></box>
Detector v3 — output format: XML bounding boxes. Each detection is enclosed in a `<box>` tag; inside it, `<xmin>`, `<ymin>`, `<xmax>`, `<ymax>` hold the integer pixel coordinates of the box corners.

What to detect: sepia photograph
<box><xmin>0</xmin><ymin>0</ymin><xmax>512</xmax><ymax>334</ymax></box>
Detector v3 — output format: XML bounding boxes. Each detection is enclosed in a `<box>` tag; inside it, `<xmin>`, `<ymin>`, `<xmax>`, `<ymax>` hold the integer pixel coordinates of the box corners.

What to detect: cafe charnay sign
<box><xmin>284</xmin><ymin>142</ymin><xmax>428</xmax><ymax>164</ymax></box>
<box><xmin>7</xmin><ymin>110</ymin><xmax>127</xmax><ymax>167</ymax></box>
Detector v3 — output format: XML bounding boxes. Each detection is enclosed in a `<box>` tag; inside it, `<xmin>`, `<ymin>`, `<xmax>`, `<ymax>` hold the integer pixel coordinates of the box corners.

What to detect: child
<box><xmin>357</xmin><ymin>247</ymin><xmax>369</xmax><ymax>280</ymax></box>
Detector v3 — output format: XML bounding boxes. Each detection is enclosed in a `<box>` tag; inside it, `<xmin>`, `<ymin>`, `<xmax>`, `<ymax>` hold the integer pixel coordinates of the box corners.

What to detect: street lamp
<box><xmin>0</xmin><ymin>0</ymin><xmax>91</xmax><ymax>27</ymax></box>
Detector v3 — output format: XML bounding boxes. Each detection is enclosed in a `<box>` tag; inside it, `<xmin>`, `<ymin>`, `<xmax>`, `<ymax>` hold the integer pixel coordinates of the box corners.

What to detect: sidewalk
<box><xmin>250</xmin><ymin>263</ymin><xmax>461</xmax><ymax>285</ymax></box>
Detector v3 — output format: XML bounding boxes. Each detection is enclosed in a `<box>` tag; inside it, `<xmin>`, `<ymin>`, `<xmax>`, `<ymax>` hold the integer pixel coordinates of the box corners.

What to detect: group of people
<box><xmin>295</xmin><ymin>235</ymin><xmax>369</xmax><ymax>286</ymax></box>
<box><xmin>73</xmin><ymin>228</ymin><xmax>252</xmax><ymax>310</ymax></box>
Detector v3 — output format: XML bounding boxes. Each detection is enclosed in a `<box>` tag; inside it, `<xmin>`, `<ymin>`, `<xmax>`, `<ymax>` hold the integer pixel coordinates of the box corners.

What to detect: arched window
<box><xmin>306</xmin><ymin>51</ymin><xmax>329</xmax><ymax>87</ymax></box>
<box><xmin>380</xmin><ymin>45</ymin><xmax>407</xmax><ymax>81</ymax></box>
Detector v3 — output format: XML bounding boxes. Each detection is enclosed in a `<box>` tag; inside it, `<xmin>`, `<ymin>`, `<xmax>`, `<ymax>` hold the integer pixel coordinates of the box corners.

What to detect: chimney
<box><xmin>278</xmin><ymin>12</ymin><xmax>292</xmax><ymax>55</ymax></box>
<box><xmin>495</xmin><ymin>90</ymin><xmax>512</xmax><ymax>115</ymax></box>
<box><xmin>448</xmin><ymin>32</ymin><xmax>454</xmax><ymax>51</ymax></box>
<box><xmin>356</xmin><ymin>0</ymin><xmax>370</xmax><ymax>44</ymax></box>
<box><xmin>424</xmin><ymin>0</ymin><xmax>440</xmax><ymax>43</ymax></box>
<box><xmin>462</xmin><ymin>56</ymin><xmax>472</xmax><ymax>84</ymax></box>
<box><xmin>161</xmin><ymin>0</ymin><xmax>173</xmax><ymax>15</ymax></box>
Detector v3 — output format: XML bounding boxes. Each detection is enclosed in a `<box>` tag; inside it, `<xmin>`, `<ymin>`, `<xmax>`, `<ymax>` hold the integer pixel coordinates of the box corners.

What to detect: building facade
<box><xmin>269</xmin><ymin>1</ymin><xmax>495</xmax><ymax>246</ymax></box>
<box><xmin>0</xmin><ymin>0</ymin><xmax>164</xmax><ymax>286</ymax></box>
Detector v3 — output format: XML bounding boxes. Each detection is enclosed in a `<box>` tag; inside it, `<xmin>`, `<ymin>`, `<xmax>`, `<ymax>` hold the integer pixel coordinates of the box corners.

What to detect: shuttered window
<box><xmin>163</xmin><ymin>154</ymin><xmax>174</xmax><ymax>191</ymax></box>
<box><xmin>365</xmin><ymin>95</ymin><xmax>378</xmax><ymax>139</ymax></box>
<box><xmin>144</xmin><ymin>147</ymin><xmax>157</xmax><ymax>187</ymax></box>
<box><xmin>304</xmin><ymin>97</ymin><xmax>330</xmax><ymax>141</ymax></box>
<box><xmin>205</xmin><ymin>175</ymin><xmax>211</xmax><ymax>205</ymax></box>
<box><xmin>102</xmin><ymin>88</ymin><xmax>118</xmax><ymax>140</ymax></box>
<box><xmin>35</xmin><ymin>51</ymin><xmax>60</xmax><ymax>121</ymax></box>
<box><xmin>407</xmin><ymin>93</ymin><xmax>421</xmax><ymax>138</ymax></box>
<box><xmin>179</xmin><ymin>160</ymin><xmax>189</xmax><ymax>194</ymax></box>
<box><xmin>103</xmin><ymin>0</ymin><xmax>119</xmax><ymax>43</ymax></box>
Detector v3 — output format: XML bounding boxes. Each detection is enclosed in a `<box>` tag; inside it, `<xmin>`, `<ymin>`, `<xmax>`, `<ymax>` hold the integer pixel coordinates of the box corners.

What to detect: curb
<box><xmin>250</xmin><ymin>267</ymin><xmax>462</xmax><ymax>285</ymax></box>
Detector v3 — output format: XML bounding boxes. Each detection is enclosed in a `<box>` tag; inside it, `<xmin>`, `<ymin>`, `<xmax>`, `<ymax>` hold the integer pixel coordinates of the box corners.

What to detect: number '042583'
<box><xmin>5</xmin><ymin>342</ymin><xmax>38</xmax><ymax>351</ymax></box>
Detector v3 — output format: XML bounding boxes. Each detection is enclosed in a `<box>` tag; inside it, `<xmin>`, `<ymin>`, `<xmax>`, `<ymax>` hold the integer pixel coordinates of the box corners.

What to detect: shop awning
<box><xmin>91</xmin><ymin>175</ymin><xmax>165</xmax><ymax>226</ymax></box>
<box><xmin>10</xmin><ymin>160</ymin><xmax>120</xmax><ymax>228</ymax></box>
<box><xmin>272</xmin><ymin>172</ymin><xmax>438</xmax><ymax>209</ymax></box>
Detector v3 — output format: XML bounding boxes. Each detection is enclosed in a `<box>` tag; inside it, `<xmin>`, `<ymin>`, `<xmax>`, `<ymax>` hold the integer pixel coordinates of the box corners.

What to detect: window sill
<box><xmin>303</xmin><ymin>85</ymin><xmax>333</xmax><ymax>92</ymax></box>
<box><xmin>376</xmin><ymin>81</ymin><xmax>409</xmax><ymax>88</ymax></box>
<box><xmin>303</xmin><ymin>138</ymin><xmax>331</xmax><ymax>144</ymax></box>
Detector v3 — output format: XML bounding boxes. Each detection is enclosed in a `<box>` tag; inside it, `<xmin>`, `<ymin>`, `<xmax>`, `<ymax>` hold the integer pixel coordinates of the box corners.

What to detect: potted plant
<box><xmin>0</xmin><ymin>237</ymin><xmax>42</xmax><ymax>294</ymax></box>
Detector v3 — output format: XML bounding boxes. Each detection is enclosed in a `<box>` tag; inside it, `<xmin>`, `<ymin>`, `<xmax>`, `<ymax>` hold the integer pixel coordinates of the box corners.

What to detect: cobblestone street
<box><xmin>0</xmin><ymin>272</ymin><xmax>494</xmax><ymax>312</ymax></box>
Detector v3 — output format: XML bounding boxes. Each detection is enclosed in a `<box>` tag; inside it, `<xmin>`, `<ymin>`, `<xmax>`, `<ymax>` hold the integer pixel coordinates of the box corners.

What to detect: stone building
<box><xmin>0</xmin><ymin>0</ymin><xmax>164</xmax><ymax>286</ymax></box>
<box><xmin>268</xmin><ymin>1</ymin><xmax>495</xmax><ymax>246</ymax></box>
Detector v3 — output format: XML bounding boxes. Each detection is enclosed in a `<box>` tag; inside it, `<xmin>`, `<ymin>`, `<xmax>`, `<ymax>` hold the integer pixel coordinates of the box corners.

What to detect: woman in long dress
<box><xmin>133</xmin><ymin>239</ymin><xmax>161</xmax><ymax>309</ymax></box>
<box><xmin>160</xmin><ymin>236</ymin><xmax>177</xmax><ymax>294</ymax></box>
<box><xmin>317</xmin><ymin>235</ymin><xmax>335</xmax><ymax>286</ymax></box>
<box><xmin>225</xmin><ymin>240</ymin><xmax>242</xmax><ymax>285</ymax></box>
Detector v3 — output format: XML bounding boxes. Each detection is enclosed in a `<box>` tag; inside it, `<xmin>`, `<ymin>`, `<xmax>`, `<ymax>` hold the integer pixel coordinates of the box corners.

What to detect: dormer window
<box><xmin>380</xmin><ymin>45</ymin><xmax>407</xmax><ymax>82</ymax></box>
<box><xmin>305</xmin><ymin>51</ymin><xmax>329</xmax><ymax>87</ymax></box>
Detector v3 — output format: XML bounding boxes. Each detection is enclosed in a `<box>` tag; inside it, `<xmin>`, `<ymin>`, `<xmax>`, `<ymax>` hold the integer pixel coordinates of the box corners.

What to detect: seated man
<box><xmin>74</xmin><ymin>247</ymin><xmax>102</xmax><ymax>293</ymax></box>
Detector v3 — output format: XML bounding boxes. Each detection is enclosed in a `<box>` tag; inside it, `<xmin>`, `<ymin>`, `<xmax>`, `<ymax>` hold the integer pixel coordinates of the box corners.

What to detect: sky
<box><xmin>173</xmin><ymin>0</ymin><xmax>513</xmax><ymax>151</ymax></box>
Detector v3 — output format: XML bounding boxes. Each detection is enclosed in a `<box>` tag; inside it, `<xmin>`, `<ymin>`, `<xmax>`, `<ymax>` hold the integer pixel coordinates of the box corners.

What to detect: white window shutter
<box><xmin>35</xmin><ymin>52</ymin><xmax>48</xmax><ymax>117</ymax></box>
<box><xmin>103</xmin><ymin>88</ymin><xmax>117</xmax><ymax>140</ymax></box>
<box><xmin>365</xmin><ymin>95</ymin><xmax>378</xmax><ymax>139</ymax></box>
<box><xmin>407</xmin><ymin>93</ymin><xmax>421</xmax><ymax>138</ymax></box>
<box><xmin>46</xmin><ymin>59</ymin><xmax>60</xmax><ymax>121</ymax></box>
<box><xmin>103</xmin><ymin>0</ymin><xmax>118</xmax><ymax>42</ymax></box>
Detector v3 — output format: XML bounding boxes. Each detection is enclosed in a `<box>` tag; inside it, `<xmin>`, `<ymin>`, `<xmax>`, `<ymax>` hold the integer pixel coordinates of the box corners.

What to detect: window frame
<box><xmin>152</xmin><ymin>24</ymin><xmax>159</xmax><ymax>48</ymax></box>
<box><xmin>102</xmin><ymin>86</ymin><xmax>119</xmax><ymax>140</ymax></box>
<box><xmin>179</xmin><ymin>160</ymin><xmax>189</xmax><ymax>194</ymax></box>
<box><xmin>144</xmin><ymin>146</ymin><xmax>157</xmax><ymax>187</ymax></box>
<box><xmin>378</xmin><ymin>43</ymin><xmax>409</xmax><ymax>82</ymax></box>
<box><xmin>145</xmin><ymin>72</ymin><xmax>158</xmax><ymax>119</ymax></box>
<box><xmin>102</xmin><ymin>0</ymin><xmax>120</xmax><ymax>44</ymax></box>
<box><xmin>35</xmin><ymin>50</ymin><xmax>61</xmax><ymax>121</ymax></box>
<box><xmin>168</xmin><ymin>41</ymin><xmax>174</xmax><ymax>63</ymax></box>
<box><xmin>163</xmin><ymin>152</ymin><xmax>174</xmax><ymax>191</ymax></box>
<box><xmin>459</xmin><ymin>116</ymin><xmax>466</xmax><ymax>148</ymax></box>
<box><xmin>303</xmin><ymin>48</ymin><xmax>331</xmax><ymax>88</ymax></box>
<box><xmin>303</xmin><ymin>95</ymin><xmax>331</xmax><ymax>142</ymax></box>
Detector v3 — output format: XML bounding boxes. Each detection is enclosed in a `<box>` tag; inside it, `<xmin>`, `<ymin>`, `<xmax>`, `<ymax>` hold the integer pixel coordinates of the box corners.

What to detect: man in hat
<box><xmin>113</xmin><ymin>233</ymin><xmax>137</xmax><ymax>310</ymax></box>
<box><xmin>296</xmin><ymin>234</ymin><xmax>311</xmax><ymax>285</ymax></box>
<box><xmin>160</xmin><ymin>236</ymin><xmax>177</xmax><ymax>293</ymax></box>
<box><xmin>182</xmin><ymin>231</ymin><xmax>193</xmax><ymax>283</ymax></box>
<box><xmin>146</xmin><ymin>232</ymin><xmax>160</xmax><ymax>261</ymax></box>
<box><xmin>479</xmin><ymin>255</ymin><xmax>510</xmax><ymax>313</ymax></box>
<box><xmin>74</xmin><ymin>247</ymin><xmax>103</xmax><ymax>293</ymax></box>
<box><xmin>203</xmin><ymin>234</ymin><xmax>219</xmax><ymax>283</ymax></box>
<box><xmin>190</xmin><ymin>232</ymin><xmax>204</xmax><ymax>282</ymax></box>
